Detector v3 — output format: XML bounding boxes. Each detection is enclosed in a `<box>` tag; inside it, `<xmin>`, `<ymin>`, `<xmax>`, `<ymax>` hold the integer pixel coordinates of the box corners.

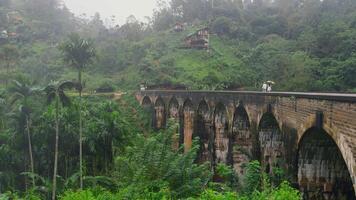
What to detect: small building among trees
<box><xmin>174</xmin><ymin>23</ymin><xmax>184</xmax><ymax>32</ymax></box>
<box><xmin>184</xmin><ymin>27</ymin><xmax>209</xmax><ymax>49</ymax></box>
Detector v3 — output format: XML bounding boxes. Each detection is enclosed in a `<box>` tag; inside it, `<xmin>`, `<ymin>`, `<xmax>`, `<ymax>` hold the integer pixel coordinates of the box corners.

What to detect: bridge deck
<box><xmin>140</xmin><ymin>90</ymin><xmax>356</xmax><ymax>102</ymax></box>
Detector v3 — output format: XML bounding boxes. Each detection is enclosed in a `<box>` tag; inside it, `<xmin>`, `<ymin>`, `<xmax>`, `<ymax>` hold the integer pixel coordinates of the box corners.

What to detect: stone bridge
<box><xmin>136</xmin><ymin>90</ymin><xmax>356</xmax><ymax>199</ymax></box>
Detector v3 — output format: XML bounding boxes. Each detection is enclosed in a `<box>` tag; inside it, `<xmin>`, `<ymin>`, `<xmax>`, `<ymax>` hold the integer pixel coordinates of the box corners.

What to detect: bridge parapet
<box><xmin>137</xmin><ymin>90</ymin><xmax>356</xmax><ymax>198</ymax></box>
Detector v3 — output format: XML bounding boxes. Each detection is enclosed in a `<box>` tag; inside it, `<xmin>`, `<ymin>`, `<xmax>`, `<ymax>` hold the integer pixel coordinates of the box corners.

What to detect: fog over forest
<box><xmin>0</xmin><ymin>0</ymin><xmax>356</xmax><ymax>199</ymax></box>
<box><xmin>62</xmin><ymin>0</ymin><xmax>157</xmax><ymax>25</ymax></box>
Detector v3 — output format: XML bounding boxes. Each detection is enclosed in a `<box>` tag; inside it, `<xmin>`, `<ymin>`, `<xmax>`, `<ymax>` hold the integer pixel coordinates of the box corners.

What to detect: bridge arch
<box><xmin>141</xmin><ymin>96</ymin><xmax>152</xmax><ymax>106</ymax></box>
<box><xmin>297</xmin><ymin>127</ymin><xmax>356</xmax><ymax>200</ymax></box>
<box><xmin>154</xmin><ymin>96</ymin><xmax>166</xmax><ymax>129</ymax></box>
<box><xmin>168</xmin><ymin>97</ymin><xmax>180</xmax><ymax>149</ymax></box>
<box><xmin>231</xmin><ymin>104</ymin><xmax>252</xmax><ymax>175</ymax></box>
<box><xmin>183</xmin><ymin>99</ymin><xmax>194</xmax><ymax>152</ymax></box>
<box><xmin>142</xmin><ymin>96</ymin><xmax>154</xmax><ymax>127</ymax></box>
<box><xmin>168</xmin><ymin>97</ymin><xmax>179</xmax><ymax>120</ymax></box>
<box><xmin>196</xmin><ymin>100</ymin><xmax>212</xmax><ymax>163</ymax></box>
<box><xmin>299</xmin><ymin>114</ymin><xmax>356</xmax><ymax>197</ymax></box>
<box><xmin>258</xmin><ymin>112</ymin><xmax>285</xmax><ymax>174</ymax></box>
<box><xmin>214</xmin><ymin>102</ymin><xmax>229</xmax><ymax>164</ymax></box>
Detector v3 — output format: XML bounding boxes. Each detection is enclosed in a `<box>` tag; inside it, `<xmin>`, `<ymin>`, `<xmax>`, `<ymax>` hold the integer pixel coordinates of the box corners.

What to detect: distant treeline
<box><xmin>0</xmin><ymin>0</ymin><xmax>355</xmax><ymax>92</ymax></box>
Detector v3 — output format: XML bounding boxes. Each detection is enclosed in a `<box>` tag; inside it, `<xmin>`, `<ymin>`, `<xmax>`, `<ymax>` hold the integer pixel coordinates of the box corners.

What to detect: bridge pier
<box><xmin>183</xmin><ymin>100</ymin><xmax>194</xmax><ymax>152</ymax></box>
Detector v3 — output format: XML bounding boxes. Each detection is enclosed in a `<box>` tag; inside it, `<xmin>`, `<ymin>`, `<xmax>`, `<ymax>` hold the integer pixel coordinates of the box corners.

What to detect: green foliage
<box><xmin>59</xmin><ymin>33</ymin><xmax>96</xmax><ymax>71</ymax></box>
<box><xmin>0</xmin><ymin>190</ymin><xmax>42</xmax><ymax>200</ymax></box>
<box><xmin>1</xmin><ymin>0</ymin><xmax>356</xmax><ymax>91</ymax></box>
<box><xmin>243</xmin><ymin>160</ymin><xmax>262</xmax><ymax>195</ymax></box>
<box><xmin>0</xmin><ymin>0</ymin><xmax>353</xmax><ymax>198</ymax></box>
<box><xmin>189</xmin><ymin>189</ymin><xmax>238</xmax><ymax>200</ymax></box>
<box><xmin>114</xmin><ymin>124</ymin><xmax>212</xmax><ymax>199</ymax></box>
<box><xmin>60</xmin><ymin>190</ymin><xmax>96</xmax><ymax>200</ymax></box>
<box><xmin>211</xmin><ymin>17</ymin><xmax>233</xmax><ymax>36</ymax></box>
<box><xmin>269</xmin><ymin>181</ymin><xmax>300</xmax><ymax>200</ymax></box>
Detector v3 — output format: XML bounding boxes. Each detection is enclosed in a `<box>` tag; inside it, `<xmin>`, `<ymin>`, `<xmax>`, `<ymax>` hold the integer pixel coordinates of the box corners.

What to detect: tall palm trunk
<box><xmin>26</xmin><ymin>115</ymin><xmax>35</xmax><ymax>187</ymax></box>
<box><xmin>78</xmin><ymin>69</ymin><xmax>83</xmax><ymax>189</ymax></box>
<box><xmin>5</xmin><ymin>62</ymin><xmax>9</xmax><ymax>88</ymax></box>
<box><xmin>52</xmin><ymin>96</ymin><xmax>59</xmax><ymax>200</ymax></box>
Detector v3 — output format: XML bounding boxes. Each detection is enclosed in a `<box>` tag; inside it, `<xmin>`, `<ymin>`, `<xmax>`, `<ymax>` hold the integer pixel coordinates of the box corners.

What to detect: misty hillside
<box><xmin>1</xmin><ymin>1</ymin><xmax>356</xmax><ymax>199</ymax></box>
<box><xmin>1</xmin><ymin>0</ymin><xmax>356</xmax><ymax>92</ymax></box>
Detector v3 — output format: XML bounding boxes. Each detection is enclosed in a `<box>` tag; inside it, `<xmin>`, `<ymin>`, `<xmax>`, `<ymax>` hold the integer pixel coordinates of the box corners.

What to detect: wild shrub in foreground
<box><xmin>114</xmin><ymin>122</ymin><xmax>212</xmax><ymax>199</ymax></box>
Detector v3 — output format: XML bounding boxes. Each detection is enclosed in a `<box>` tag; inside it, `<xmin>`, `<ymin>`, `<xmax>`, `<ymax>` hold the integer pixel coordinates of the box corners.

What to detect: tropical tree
<box><xmin>44</xmin><ymin>81</ymin><xmax>76</xmax><ymax>200</ymax></box>
<box><xmin>59</xmin><ymin>33</ymin><xmax>96</xmax><ymax>188</ymax></box>
<box><xmin>0</xmin><ymin>45</ymin><xmax>19</xmax><ymax>87</ymax></box>
<box><xmin>0</xmin><ymin>89</ymin><xmax>6</xmax><ymax>130</ymax></box>
<box><xmin>8</xmin><ymin>80</ymin><xmax>40</xmax><ymax>187</ymax></box>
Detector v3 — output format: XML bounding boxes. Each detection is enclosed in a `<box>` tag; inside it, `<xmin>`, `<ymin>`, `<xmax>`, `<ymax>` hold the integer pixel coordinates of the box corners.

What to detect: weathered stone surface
<box><xmin>298</xmin><ymin>128</ymin><xmax>354</xmax><ymax>200</ymax></box>
<box><xmin>214</xmin><ymin>103</ymin><xmax>229</xmax><ymax>164</ymax></box>
<box><xmin>232</xmin><ymin>105</ymin><xmax>253</xmax><ymax>175</ymax></box>
<box><xmin>169</xmin><ymin>97</ymin><xmax>179</xmax><ymax>119</ymax></box>
<box><xmin>168</xmin><ymin>97</ymin><xmax>180</xmax><ymax>149</ymax></box>
<box><xmin>183</xmin><ymin>100</ymin><xmax>194</xmax><ymax>152</ymax></box>
<box><xmin>137</xmin><ymin>90</ymin><xmax>356</xmax><ymax>198</ymax></box>
<box><xmin>259</xmin><ymin>113</ymin><xmax>285</xmax><ymax>174</ymax></box>
<box><xmin>154</xmin><ymin>101</ymin><xmax>165</xmax><ymax>129</ymax></box>
<box><xmin>196</xmin><ymin>101</ymin><xmax>212</xmax><ymax>163</ymax></box>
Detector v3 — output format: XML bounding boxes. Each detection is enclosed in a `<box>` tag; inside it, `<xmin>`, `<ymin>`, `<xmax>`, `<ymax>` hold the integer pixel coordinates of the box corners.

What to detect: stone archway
<box><xmin>183</xmin><ymin>99</ymin><xmax>194</xmax><ymax>152</ymax></box>
<box><xmin>168</xmin><ymin>97</ymin><xmax>180</xmax><ymax>149</ymax></box>
<box><xmin>214</xmin><ymin>103</ymin><xmax>229</xmax><ymax>164</ymax></box>
<box><xmin>196</xmin><ymin>100</ymin><xmax>212</xmax><ymax>163</ymax></box>
<box><xmin>231</xmin><ymin>104</ymin><xmax>252</xmax><ymax>176</ymax></box>
<box><xmin>168</xmin><ymin>97</ymin><xmax>179</xmax><ymax>120</ymax></box>
<box><xmin>258</xmin><ymin>112</ymin><xmax>285</xmax><ymax>174</ymax></box>
<box><xmin>142</xmin><ymin>96</ymin><xmax>154</xmax><ymax>128</ymax></box>
<box><xmin>298</xmin><ymin>128</ymin><xmax>356</xmax><ymax>200</ymax></box>
<box><xmin>154</xmin><ymin>97</ymin><xmax>166</xmax><ymax>129</ymax></box>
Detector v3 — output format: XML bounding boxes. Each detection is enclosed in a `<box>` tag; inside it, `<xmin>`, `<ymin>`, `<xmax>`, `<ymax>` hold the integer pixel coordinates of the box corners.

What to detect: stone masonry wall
<box><xmin>136</xmin><ymin>91</ymin><xmax>356</xmax><ymax>197</ymax></box>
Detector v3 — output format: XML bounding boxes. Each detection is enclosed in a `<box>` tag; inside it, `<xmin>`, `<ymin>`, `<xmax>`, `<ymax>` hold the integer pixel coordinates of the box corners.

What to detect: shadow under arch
<box><xmin>231</xmin><ymin>104</ymin><xmax>252</xmax><ymax>175</ymax></box>
<box><xmin>154</xmin><ymin>96</ymin><xmax>166</xmax><ymax>129</ymax></box>
<box><xmin>182</xmin><ymin>99</ymin><xmax>194</xmax><ymax>152</ymax></box>
<box><xmin>297</xmin><ymin>127</ymin><xmax>356</xmax><ymax>200</ymax></box>
<box><xmin>213</xmin><ymin>102</ymin><xmax>229</xmax><ymax>165</ymax></box>
<box><xmin>142</xmin><ymin>96</ymin><xmax>154</xmax><ymax>128</ymax></box>
<box><xmin>168</xmin><ymin>97</ymin><xmax>180</xmax><ymax>149</ymax></box>
<box><xmin>258</xmin><ymin>112</ymin><xmax>284</xmax><ymax>174</ymax></box>
<box><xmin>142</xmin><ymin>96</ymin><xmax>152</xmax><ymax>106</ymax></box>
<box><xmin>195</xmin><ymin>100</ymin><xmax>212</xmax><ymax>164</ymax></box>
<box><xmin>168</xmin><ymin>97</ymin><xmax>179</xmax><ymax>120</ymax></box>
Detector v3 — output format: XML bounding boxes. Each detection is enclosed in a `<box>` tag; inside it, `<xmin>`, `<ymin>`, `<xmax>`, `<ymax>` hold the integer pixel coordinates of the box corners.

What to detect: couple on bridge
<box><xmin>262</xmin><ymin>81</ymin><xmax>274</xmax><ymax>92</ymax></box>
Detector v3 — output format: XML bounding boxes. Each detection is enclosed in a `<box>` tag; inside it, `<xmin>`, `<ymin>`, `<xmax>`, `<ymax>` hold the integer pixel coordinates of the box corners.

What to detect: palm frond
<box><xmin>58</xmin><ymin>81</ymin><xmax>77</xmax><ymax>91</ymax></box>
<box><xmin>44</xmin><ymin>80</ymin><xmax>75</xmax><ymax>106</ymax></box>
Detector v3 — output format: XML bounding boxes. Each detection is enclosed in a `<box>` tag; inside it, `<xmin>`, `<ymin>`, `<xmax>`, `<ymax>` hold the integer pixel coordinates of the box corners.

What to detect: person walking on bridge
<box><xmin>262</xmin><ymin>82</ymin><xmax>267</xmax><ymax>92</ymax></box>
<box><xmin>266</xmin><ymin>80</ymin><xmax>275</xmax><ymax>92</ymax></box>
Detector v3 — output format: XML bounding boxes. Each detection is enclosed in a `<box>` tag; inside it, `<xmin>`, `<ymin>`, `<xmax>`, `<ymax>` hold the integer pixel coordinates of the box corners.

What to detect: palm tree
<box><xmin>44</xmin><ymin>81</ymin><xmax>76</xmax><ymax>200</ymax></box>
<box><xmin>0</xmin><ymin>45</ymin><xmax>19</xmax><ymax>87</ymax></box>
<box><xmin>59</xmin><ymin>33</ymin><xmax>96</xmax><ymax>188</ymax></box>
<box><xmin>8</xmin><ymin>80</ymin><xmax>40</xmax><ymax>187</ymax></box>
<box><xmin>0</xmin><ymin>89</ymin><xmax>7</xmax><ymax>130</ymax></box>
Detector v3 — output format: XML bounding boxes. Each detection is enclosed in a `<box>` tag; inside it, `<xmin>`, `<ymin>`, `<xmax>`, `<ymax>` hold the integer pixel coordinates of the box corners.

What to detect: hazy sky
<box><xmin>62</xmin><ymin>0</ymin><xmax>158</xmax><ymax>25</ymax></box>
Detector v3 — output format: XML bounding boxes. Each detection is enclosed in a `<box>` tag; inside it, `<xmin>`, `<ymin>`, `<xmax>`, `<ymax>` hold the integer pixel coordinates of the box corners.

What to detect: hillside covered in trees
<box><xmin>0</xmin><ymin>0</ymin><xmax>355</xmax><ymax>92</ymax></box>
<box><xmin>0</xmin><ymin>0</ymin><xmax>356</xmax><ymax>199</ymax></box>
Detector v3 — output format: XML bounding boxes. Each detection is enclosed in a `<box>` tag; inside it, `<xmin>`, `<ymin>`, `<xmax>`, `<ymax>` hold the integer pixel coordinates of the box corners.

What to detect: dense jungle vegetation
<box><xmin>0</xmin><ymin>0</ymin><xmax>355</xmax><ymax>91</ymax></box>
<box><xmin>0</xmin><ymin>0</ymin><xmax>355</xmax><ymax>199</ymax></box>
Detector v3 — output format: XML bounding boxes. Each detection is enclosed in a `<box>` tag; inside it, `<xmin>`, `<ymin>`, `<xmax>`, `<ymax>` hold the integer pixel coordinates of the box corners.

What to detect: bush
<box><xmin>190</xmin><ymin>189</ymin><xmax>238</xmax><ymax>200</ymax></box>
<box><xmin>114</xmin><ymin>123</ymin><xmax>212</xmax><ymax>199</ymax></box>
<box><xmin>243</xmin><ymin>160</ymin><xmax>262</xmax><ymax>194</ymax></box>
<box><xmin>60</xmin><ymin>190</ymin><xmax>96</xmax><ymax>200</ymax></box>
<box><xmin>95</xmin><ymin>82</ymin><xmax>116</xmax><ymax>93</ymax></box>
<box><xmin>270</xmin><ymin>181</ymin><xmax>300</xmax><ymax>200</ymax></box>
